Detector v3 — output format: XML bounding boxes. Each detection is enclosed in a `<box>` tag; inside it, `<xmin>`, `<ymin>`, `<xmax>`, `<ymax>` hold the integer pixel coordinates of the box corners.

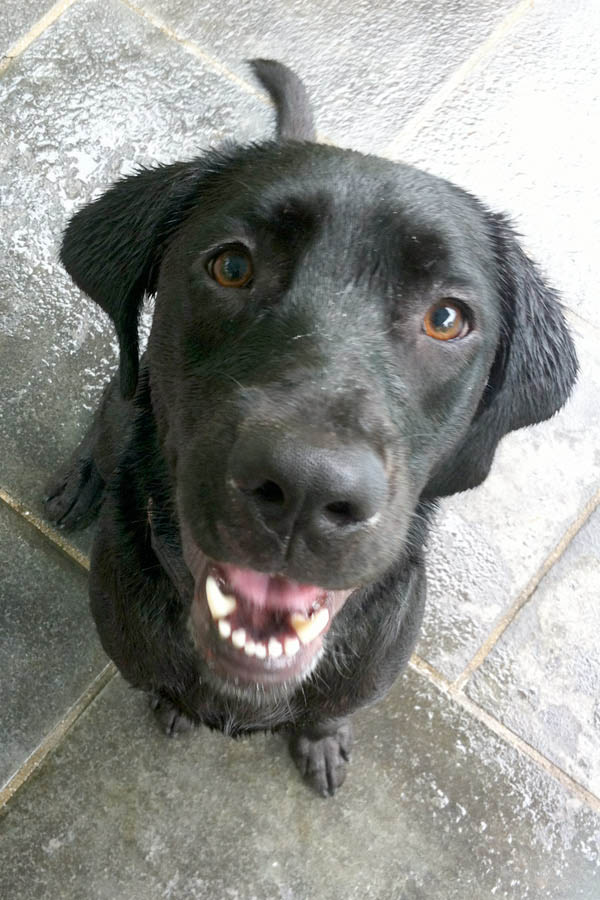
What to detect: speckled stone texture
<box><xmin>1</xmin><ymin>670</ymin><xmax>599</xmax><ymax>900</ymax></box>
<box><xmin>134</xmin><ymin>0</ymin><xmax>518</xmax><ymax>153</ymax></box>
<box><xmin>467</xmin><ymin>507</ymin><xmax>600</xmax><ymax>797</ymax></box>
<box><xmin>1</xmin><ymin>0</ymin><xmax>55</xmax><ymax>54</ymax></box>
<box><xmin>0</xmin><ymin>502</ymin><xmax>106</xmax><ymax>789</ymax></box>
<box><xmin>396</xmin><ymin>0</ymin><xmax>600</xmax><ymax>325</ymax></box>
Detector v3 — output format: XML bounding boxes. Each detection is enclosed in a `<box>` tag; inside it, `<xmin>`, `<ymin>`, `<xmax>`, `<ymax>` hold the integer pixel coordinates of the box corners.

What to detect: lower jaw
<box><xmin>194</xmin><ymin>628</ymin><xmax>327</xmax><ymax>690</ymax></box>
<box><xmin>190</xmin><ymin>592</ymin><xmax>345</xmax><ymax>689</ymax></box>
<box><xmin>179</xmin><ymin>521</ymin><xmax>355</xmax><ymax>688</ymax></box>
<box><xmin>186</xmin><ymin>568</ymin><xmax>352</xmax><ymax>689</ymax></box>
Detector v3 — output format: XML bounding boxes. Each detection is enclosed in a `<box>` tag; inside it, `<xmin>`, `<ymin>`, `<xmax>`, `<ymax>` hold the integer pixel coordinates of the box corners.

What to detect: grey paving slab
<box><xmin>418</xmin><ymin>315</ymin><xmax>600</xmax><ymax>680</ymax></box>
<box><xmin>466</xmin><ymin>507</ymin><xmax>600</xmax><ymax>798</ymax></box>
<box><xmin>0</xmin><ymin>0</ymin><xmax>270</xmax><ymax>527</ymax></box>
<box><xmin>396</xmin><ymin>0</ymin><xmax>600</xmax><ymax>324</ymax></box>
<box><xmin>1</xmin><ymin>669</ymin><xmax>599</xmax><ymax>899</ymax></box>
<box><xmin>0</xmin><ymin>500</ymin><xmax>106</xmax><ymax>790</ymax></box>
<box><xmin>1</xmin><ymin>0</ymin><xmax>53</xmax><ymax>54</ymax></box>
<box><xmin>135</xmin><ymin>0</ymin><xmax>518</xmax><ymax>154</ymax></box>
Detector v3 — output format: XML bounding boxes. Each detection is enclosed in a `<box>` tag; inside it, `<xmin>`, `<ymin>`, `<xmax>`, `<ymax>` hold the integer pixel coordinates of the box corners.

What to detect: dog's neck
<box><xmin>147</xmin><ymin>496</ymin><xmax>195</xmax><ymax>599</ymax></box>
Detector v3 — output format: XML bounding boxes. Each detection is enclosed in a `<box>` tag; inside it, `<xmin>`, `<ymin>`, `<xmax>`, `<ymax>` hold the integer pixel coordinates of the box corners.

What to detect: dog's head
<box><xmin>61</xmin><ymin>61</ymin><xmax>577</xmax><ymax>691</ymax></box>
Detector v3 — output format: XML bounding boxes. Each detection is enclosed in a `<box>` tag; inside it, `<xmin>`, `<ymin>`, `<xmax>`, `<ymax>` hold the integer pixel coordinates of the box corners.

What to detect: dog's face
<box><xmin>145</xmin><ymin>145</ymin><xmax>502</xmax><ymax>685</ymax></box>
<box><xmin>61</xmin><ymin>132</ymin><xmax>576</xmax><ymax>696</ymax></box>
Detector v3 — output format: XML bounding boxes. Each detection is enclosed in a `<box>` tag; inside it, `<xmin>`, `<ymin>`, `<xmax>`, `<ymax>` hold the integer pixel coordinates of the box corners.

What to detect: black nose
<box><xmin>228</xmin><ymin>430</ymin><xmax>387</xmax><ymax>537</ymax></box>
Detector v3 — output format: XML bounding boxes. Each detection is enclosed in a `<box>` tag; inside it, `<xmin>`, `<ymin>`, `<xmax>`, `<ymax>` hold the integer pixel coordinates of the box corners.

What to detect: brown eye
<box><xmin>209</xmin><ymin>248</ymin><xmax>253</xmax><ymax>288</ymax></box>
<box><xmin>423</xmin><ymin>302</ymin><xmax>469</xmax><ymax>341</ymax></box>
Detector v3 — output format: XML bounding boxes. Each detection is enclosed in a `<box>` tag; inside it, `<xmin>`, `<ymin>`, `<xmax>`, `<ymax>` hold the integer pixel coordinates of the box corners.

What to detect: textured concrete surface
<box><xmin>467</xmin><ymin>507</ymin><xmax>600</xmax><ymax>797</ymax></box>
<box><xmin>398</xmin><ymin>0</ymin><xmax>600</xmax><ymax>325</ymax></box>
<box><xmin>134</xmin><ymin>0</ymin><xmax>518</xmax><ymax>154</ymax></box>
<box><xmin>1</xmin><ymin>0</ymin><xmax>599</xmax><ymax>897</ymax></box>
<box><xmin>2</xmin><ymin>671</ymin><xmax>599</xmax><ymax>900</ymax></box>
<box><xmin>0</xmin><ymin>502</ymin><xmax>106</xmax><ymax>788</ymax></box>
<box><xmin>0</xmin><ymin>0</ymin><xmax>53</xmax><ymax>54</ymax></box>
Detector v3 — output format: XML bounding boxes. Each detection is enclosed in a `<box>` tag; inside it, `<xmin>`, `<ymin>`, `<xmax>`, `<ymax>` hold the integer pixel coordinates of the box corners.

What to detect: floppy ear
<box><xmin>61</xmin><ymin>161</ymin><xmax>205</xmax><ymax>398</ymax></box>
<box><xmin>425</xmin><ymin>213</ymin><xmax>578</xmax><ymax>498</ymax></box>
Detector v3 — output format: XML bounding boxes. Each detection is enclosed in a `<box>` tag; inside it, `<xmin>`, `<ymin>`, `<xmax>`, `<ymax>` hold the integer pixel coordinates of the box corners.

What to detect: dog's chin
<box><xmin>180</xmin><ymin>529</ymin><xmax>354</xmax><ymax>691</ymax></box>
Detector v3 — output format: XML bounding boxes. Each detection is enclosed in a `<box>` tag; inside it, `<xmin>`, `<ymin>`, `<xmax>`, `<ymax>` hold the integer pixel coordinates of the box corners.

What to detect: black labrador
<box><xmin>45</xmin><ymin>60</ymin><xmax>577</xmax><ymax>796</ymax></box>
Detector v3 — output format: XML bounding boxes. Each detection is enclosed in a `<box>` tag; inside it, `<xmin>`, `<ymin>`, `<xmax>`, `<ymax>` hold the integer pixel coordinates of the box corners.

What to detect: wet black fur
<box><xmin>45</xmin><ymin>60</ymin><xmax>577</xmax><ymax>796</ymax></box>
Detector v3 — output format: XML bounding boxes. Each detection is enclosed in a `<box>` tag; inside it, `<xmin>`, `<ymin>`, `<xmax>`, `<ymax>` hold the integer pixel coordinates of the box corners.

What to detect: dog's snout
<box><xmin>229</xmin><ymin>431</ymin><xmax>387</xmax><ymax>537</ymax></box>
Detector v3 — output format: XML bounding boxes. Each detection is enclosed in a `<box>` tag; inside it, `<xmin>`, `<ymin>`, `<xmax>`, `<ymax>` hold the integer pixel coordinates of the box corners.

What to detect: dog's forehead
<box><xmin>249</xmin><ymin>147</ymin><xmax>463</xmax><ymax>222</ymax></box>
<box><xmin>198</xmin><ymin>143</ymin><xmax>491</xmax><ymax>276</ymax></box>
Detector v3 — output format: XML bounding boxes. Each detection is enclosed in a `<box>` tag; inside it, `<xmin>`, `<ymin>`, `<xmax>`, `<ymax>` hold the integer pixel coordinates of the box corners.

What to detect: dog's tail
<box><xmin>248</xmin><ymin>59</ymin><xmax>316</xmax><ymax>142</ymax></box>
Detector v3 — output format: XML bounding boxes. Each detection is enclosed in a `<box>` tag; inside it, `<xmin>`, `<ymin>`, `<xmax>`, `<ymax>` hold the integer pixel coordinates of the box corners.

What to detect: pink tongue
<box><xmin>217</xmin><ymin>563</ymin><xmax>323</xmax><ymax>612</ymax></box>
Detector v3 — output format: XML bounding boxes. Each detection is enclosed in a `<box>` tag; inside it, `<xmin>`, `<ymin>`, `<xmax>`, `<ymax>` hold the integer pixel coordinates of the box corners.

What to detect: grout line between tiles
<box><xmin>409</xmin><ymin>654</ymin><xmax>600</xmax><ymax>814</ymax></box>
<box><xmin>455</xmin><ymin>691</ymin><xmax>600</xmax><ymax>814</ymax></box>
<box><xmin>383</xmin><ymin>0</ymin><xmax>533</xmax><ymax>159</ymax></box>
<box><xmin>0</xmin><ymin>0</ymin><xmax>79</xmax><ymax>76</ymax></box>
<box><xmin>118</xmin><ymin>0</ymin><xmax>270</xmax><ymax>102</ymax></box>
<box><xmin>451</xmin><ymin>485</ymin><xmax>600</xmax><ymax>693</ymax></box>
<box><xmin>0</xmin><ymin>487</ymin><xmax>89</xmax><ymax>571</ymax></box>
<box><xmin>0</xmin><ymin>662</ymin><xmax>117</xmax><ymax>809</ymax></box>
<box><xmin>118</xmin><ymin>0</ymin><xmax>342</xmax><ymax>144</ymax></box>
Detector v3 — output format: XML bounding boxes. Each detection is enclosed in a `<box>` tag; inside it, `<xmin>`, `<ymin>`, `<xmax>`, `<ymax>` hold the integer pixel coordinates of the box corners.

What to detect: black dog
<box><xmin>45</xmin><ymin>60</ymin><xmax>577</xmax><ymax>795</ymax></box>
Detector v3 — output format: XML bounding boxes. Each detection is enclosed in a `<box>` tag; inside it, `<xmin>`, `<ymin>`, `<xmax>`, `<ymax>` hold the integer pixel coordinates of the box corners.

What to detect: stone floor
<box><xmin>1</xmin><ymin>0</ymin><xmax>599</xmax><ymax>897</ymax></box>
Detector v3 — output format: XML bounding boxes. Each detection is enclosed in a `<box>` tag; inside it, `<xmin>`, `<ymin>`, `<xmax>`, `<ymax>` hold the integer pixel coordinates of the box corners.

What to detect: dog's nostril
<box><xmin>324</xmin><ymin>500</ymin><xmax>359</xmax><ymax>526</ymax></box>
<box><xmin>252</xmin><ymin>480</ymin><xmax>286</xmax><ymax>506</ymax></box>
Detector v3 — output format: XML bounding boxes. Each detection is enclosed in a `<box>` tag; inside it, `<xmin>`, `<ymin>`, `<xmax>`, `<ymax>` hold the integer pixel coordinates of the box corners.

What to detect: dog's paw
<box><xmin>44</xmin><ymin>456</ymin><xmax>104</xmax><ymax>530</ymax></box>
<box><xmin>289</xmin><ymin>720</ymin><xmax>353</xmax><ymax>797</ymax></box>
<box><xmin>148</xmin><ymin>693</ymin><xmax>195</xmax><ymax>736</ymax></box>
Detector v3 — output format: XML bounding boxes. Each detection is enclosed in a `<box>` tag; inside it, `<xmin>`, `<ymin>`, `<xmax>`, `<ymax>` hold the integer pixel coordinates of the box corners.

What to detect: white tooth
<box><xmin>206</xmin><ymin>575</ymin><xmax>237</xmax><ymax>620</ymax></box>
<box><xmin>290</xmin><ymin>608</ymin><xmax>330</xmax><ymax>645</ymax></box>
<box><xmin>218</xmin><ymin>619</ymin><xmax>231</xmax><ymax>639</ymax></box>
<box><xmin>254</xmin><ymin>642</ymin><xmax>267</xmax><ymax>659</ymax></box>
<box><xmin>244</xmin><ymin>640</ymin><xmax>256</xmax><ymax>656</ymax></box>
<box><xmin>268</xmin><ymin>638</ymin><xmax>283</xmax><ymax>659</ymax></box>
<box><xmin>231</xmin><ymin>628</ymin><xmax>246</xmax><ymax>649</ymax></box>
<box><xmin>284</xmin><ymin>636</ymin><xmax>300</xmax><ymax>658</ymax></box>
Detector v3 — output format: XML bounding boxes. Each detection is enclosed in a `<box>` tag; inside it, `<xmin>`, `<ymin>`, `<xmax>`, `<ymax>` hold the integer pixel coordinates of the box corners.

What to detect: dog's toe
<box><xmin>148</xmin><ymin>693</ymin><xmax>195</xmax><ymax>736</ymax></box>
<box><xmin>289</xmin><ymin>721</ymin><xmax>353</xmax><ymax>797</ymax></box>
<box><xmin>44</xmin><ymin>457</ymin><xmax>104</xmax><ymax>530</ymax></box>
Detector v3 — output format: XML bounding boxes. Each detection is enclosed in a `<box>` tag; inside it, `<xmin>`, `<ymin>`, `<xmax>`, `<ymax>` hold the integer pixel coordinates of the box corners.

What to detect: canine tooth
<box><xmin>284</xmin><ymin>636</ymin><xmax>300</xmax><ymax>658</ymax></box>
<box><xmin>244</xmin><ymin>640</ymin><xmax>256</xmax><ymax>656</ymax></box>
<box><xmin>218</xmin><ymin>619</ymin><xmax>231</xmax><ymax>639</ymax></box>
<box><xmin>206</xmin><ymin>575</ymin><xmax>237</xmax><ymax>620</ymax></box>
<box><xmin>254</xmin><ymin>642</ymin><xmax>267</xmax><ymax>659</ymax></box>
<box><xmin>268</xmin><ymin>638</ymin><xmax>283</xmax><ymax>659</ymax></box>
<box><xmin>231</xmin><ymin>628</ymin><xmax>246</xmax><ymax>649</ymax></box>
<box><xmin>290</xmin><ymin>608</ymin><xmax>330</xmax><ymax>645</ymax></box>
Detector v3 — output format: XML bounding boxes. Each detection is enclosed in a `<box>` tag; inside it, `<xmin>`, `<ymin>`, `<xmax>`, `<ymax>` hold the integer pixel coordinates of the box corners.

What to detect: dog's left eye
<box><xmin>208</xmin><ymin>248</ymin><xmax>253</xmax><ymax>288</ymax></box>
<box><xmin>423</xmin><ymin>302</ymin><xmax>470</xmax><ymax>341</ymax></box>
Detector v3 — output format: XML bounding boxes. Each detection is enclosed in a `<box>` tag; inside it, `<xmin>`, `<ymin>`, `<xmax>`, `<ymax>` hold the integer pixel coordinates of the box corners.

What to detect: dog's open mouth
<box><xmin>187</xmin><ymin>558</ymin><xmax>353</xmax><ymax>686</ymax></box>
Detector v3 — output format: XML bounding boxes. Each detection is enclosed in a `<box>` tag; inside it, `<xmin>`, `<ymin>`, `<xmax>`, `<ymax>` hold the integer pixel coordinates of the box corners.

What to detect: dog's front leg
<box><xmin>289</xmin><ymin>560</ymin><xmax>427</xmax><ymax>796</ymax></box>
<box><xmin>44</xmin><ymin>369</ymin><xmax>133</xmax><ymax>529</ymax></box>
<box><xmin>289</xmin><ymin>716</ymin><xmax>353</xmax><ymax>797</ymax></box>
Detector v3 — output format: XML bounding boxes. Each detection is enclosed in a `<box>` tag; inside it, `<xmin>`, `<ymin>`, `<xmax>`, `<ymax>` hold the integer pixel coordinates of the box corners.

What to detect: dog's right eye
<box><xmin>207</xmin><ymin>248</ymin><xmax>253</xmax><ymax>288</ymax></box>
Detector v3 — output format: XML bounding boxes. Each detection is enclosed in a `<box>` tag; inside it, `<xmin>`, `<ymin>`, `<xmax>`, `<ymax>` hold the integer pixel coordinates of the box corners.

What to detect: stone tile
<box><xmin>1</xmin><ymin>0</ymin><xmax>52</xmax><ymax>54</ymax></box>
<box><xmin>418</xmin><ymin>315</ymin><xmax>600</xmax><ymax>679</ymax></box>
<box><xmin>465</xmin><ymin>507</ymin><xmax>600</xmax><ymax>798</ymax></box>
<box><xmin>1</xmin><ymin>669</ymin><xmax>599</xmax><ymax>899</ymax></box>
<box><xmin>395</xmin><ymin>0</ymin><xmax>600</xmax><ymax>324</ymax></box>
<box><xmin>0</xmin><ymin>0</ymin><xmax>270</xmax><ymax>523</ymax></box>
<box><xmin>0</xmin><ymin>501</ymin><xmax>106</xmax><ymax>790</ymax></box>
<box><xmin>135</xmin><ymin>0</ymin><xmax>517</xmax><ymax>154</ymax></box>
